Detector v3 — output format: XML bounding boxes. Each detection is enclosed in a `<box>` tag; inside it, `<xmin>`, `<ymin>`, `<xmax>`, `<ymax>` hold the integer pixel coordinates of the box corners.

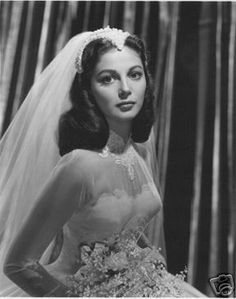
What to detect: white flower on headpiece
<box><xmin>75</xmin><ymin>26</ymin><xmax>130</xmax><ymax>73</ymax></box>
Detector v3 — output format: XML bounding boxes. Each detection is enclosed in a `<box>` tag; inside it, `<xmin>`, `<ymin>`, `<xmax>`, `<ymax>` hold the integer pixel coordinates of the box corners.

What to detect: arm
<box><xmin>3</xmin><ymin>157</ymin><xmax>86</xmax><ymax>296</ymax></box>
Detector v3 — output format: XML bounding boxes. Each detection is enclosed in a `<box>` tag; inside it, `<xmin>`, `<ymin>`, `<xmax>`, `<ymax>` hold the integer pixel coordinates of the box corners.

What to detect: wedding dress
<box><xmin>0</xmin><ymin>28</ymin><xmax>205</xmax><ymax>297</ymax></box>
<box><xmin>2</xmin><ymin>130</ymin><xmax>205</xmax><ymax>297</ymax></box>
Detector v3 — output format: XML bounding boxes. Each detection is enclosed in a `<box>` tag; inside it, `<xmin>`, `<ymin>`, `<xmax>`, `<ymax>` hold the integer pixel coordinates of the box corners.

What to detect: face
<box><xmin>90</xmin><ymin>46</ymin><xmax>146</xmax><ymax>130</ymax></box>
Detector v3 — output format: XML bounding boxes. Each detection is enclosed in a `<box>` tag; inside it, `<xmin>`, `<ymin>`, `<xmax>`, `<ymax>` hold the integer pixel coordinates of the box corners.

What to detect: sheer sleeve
<box><xmin>3</xmin><ymin>151</ymin><xmax>87</xmax><ymax>296</ymax></box>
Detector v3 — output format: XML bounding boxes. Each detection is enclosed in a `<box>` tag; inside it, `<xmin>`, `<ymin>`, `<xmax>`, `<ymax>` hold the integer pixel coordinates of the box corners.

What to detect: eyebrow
<box><xmin>96</xmin><ymin>65</ymin><xmax>143</xmax><ymax>76</ymax></box>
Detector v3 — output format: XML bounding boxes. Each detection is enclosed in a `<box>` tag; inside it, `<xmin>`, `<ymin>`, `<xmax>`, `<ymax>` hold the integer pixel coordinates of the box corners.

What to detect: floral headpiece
<box><xmin>75</xmin><ymin>26</ymin><xmax>130</xmax><ymax>73</ymax></box>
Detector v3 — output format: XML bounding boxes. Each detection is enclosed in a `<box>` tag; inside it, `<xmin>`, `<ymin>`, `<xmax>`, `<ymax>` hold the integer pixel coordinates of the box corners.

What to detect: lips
<box><xmin>116</xmin><ymin>101</ymin><xmax>135</xmax><ymax>107</ymax></box>
<box><xmin>116</xmin><ymin>101</ymin><xmax>135</xmax><ymax>112</ymax></box>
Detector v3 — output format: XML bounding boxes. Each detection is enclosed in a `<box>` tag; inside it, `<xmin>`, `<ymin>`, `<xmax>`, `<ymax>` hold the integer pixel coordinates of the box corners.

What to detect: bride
<box><xmin>0</xmin><ymin>27</ymin><xmax>205</xmax><ymax>297</ymax></box>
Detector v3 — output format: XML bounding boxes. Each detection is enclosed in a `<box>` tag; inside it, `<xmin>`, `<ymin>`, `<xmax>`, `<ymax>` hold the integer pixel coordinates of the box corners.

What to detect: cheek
<box><xmin>136</xmin><ymin>80</ymin><xmax>146</xmax><ymax>104</ymax></box>
<box><xmin>92</xmin><ymin>88</ymin><xmax>114</xmax><ymax>113</ymax></box>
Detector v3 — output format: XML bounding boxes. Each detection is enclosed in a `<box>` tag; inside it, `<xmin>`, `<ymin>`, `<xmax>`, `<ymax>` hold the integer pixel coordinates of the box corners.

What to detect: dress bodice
<box><xmin>45</xmin><ymin>130</ymin><xmax>162</xmax><ymax>277</ymax></box>
<box><xmin>3</xmin><ymin>130</ymin><xmax>206</xmax><ymax>297</ymax></box>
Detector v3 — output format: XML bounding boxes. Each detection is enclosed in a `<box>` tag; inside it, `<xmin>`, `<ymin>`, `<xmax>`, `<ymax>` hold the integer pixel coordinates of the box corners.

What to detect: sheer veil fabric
<box><xmin>0</xmin><ymin>32</ymin><xmax>91</xmax><ymax>294</ymax></box>
<box><xmin>0</xmin><ymin>31</ymin><xmax>162</xmax><ymax>296</ymax></box>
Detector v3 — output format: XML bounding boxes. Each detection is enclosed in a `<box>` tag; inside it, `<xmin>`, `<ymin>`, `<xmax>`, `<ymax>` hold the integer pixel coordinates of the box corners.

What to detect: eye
<box><xmin>99</xmin><ymin>75</ymin><xmax>114</xmax><ymax>85</ymax></box>
<box><xmin>129</xmin><ymin>71</ymin><xmax>143</xmax><ymax>80</ymax></box>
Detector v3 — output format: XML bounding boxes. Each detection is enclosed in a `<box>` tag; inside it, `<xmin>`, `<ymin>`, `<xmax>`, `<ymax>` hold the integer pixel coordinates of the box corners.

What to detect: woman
<box><xmin>0</xmin><ymin>27</ymin><xmax>204</xmax><ymax>297</ymax></box>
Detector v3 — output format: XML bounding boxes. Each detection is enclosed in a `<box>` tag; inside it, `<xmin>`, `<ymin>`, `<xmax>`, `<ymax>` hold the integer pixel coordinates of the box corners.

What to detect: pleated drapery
<box><xmin>0</xmin><ymin>2</ymin><xmax>235</xmax><ymax>296</ymax></box>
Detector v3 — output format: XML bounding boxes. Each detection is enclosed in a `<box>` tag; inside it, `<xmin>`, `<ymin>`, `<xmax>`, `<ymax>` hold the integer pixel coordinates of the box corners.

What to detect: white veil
<box><xmin>0</xmin><ymin>29</ymin><xmax>164</xmax><ymax>295</ymax></box>
<box><xmin>0</xmin><ymin>31</ymin><xmax>91</xmax><ymax>295</ymax></box>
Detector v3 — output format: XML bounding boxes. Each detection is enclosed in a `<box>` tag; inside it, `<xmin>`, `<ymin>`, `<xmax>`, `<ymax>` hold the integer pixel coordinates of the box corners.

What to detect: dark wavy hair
<box><xmin>58</xmin><ymin>34</ymin><xmax>155</xmax><ymax>156</ymax></box>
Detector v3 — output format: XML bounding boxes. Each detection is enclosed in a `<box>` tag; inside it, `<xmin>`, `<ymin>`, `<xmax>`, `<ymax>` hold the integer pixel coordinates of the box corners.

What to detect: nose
<box><xmin>118</xmin><ymin>79</ymin><xmax>131</xmax><ymax>100</ymax></box>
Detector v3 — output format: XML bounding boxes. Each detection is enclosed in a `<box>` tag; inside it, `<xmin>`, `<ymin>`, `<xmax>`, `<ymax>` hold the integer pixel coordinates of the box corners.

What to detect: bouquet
<box><xmin>65</xmin><ymin>222</ymin><xmax>187</xmax><ymax>297</ymax></box>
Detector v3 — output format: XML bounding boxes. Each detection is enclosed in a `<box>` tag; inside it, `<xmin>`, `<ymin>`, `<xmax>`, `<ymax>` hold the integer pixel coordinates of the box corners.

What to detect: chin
<box><xmin>116</xmin><ymin>112</ymin><xmax>139</xmax><ymax>121</ymax></box>
<box><xmin>118</xmin><ymin>107</ymin><xmax>141</xmax><ymax>118</ymax></box>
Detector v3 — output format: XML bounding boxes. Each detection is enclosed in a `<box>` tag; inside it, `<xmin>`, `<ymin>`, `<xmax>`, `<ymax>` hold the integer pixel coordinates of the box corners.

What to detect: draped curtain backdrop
<box><xmin>0</xmin><ymin>1</ymin><xmax>235</xmax><ymax>296</ymax></box>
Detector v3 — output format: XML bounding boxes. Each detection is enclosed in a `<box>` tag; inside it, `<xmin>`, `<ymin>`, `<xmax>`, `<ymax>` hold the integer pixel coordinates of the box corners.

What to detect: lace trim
<box><xmin>97</xmin><ymin>182</ymin><xmax>160</xmax><ymax>204</ymax></box>
<box><xmin>100</xmin><ymin>145</ymin><xmax>136</xmax><ymax>181</ymax></box>
<box><xmin>99</xmin><ymin>130</ymin><xmax>136</xmax><ymax>181</ymax></box>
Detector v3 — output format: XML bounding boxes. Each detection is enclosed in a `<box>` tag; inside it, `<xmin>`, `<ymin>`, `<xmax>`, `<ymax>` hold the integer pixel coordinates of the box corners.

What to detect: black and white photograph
<box><xmin>0</xmin><ymin>1</ymin><xmax>235</xmax><ymax>297</ymax></box>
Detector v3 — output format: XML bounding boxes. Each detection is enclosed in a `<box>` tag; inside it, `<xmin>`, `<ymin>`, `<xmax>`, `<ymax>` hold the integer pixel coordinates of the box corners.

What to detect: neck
<box><xmin>108</xmin><ymin>121</ymin><xmax>132</xmax><ymax>143</ymax></box>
